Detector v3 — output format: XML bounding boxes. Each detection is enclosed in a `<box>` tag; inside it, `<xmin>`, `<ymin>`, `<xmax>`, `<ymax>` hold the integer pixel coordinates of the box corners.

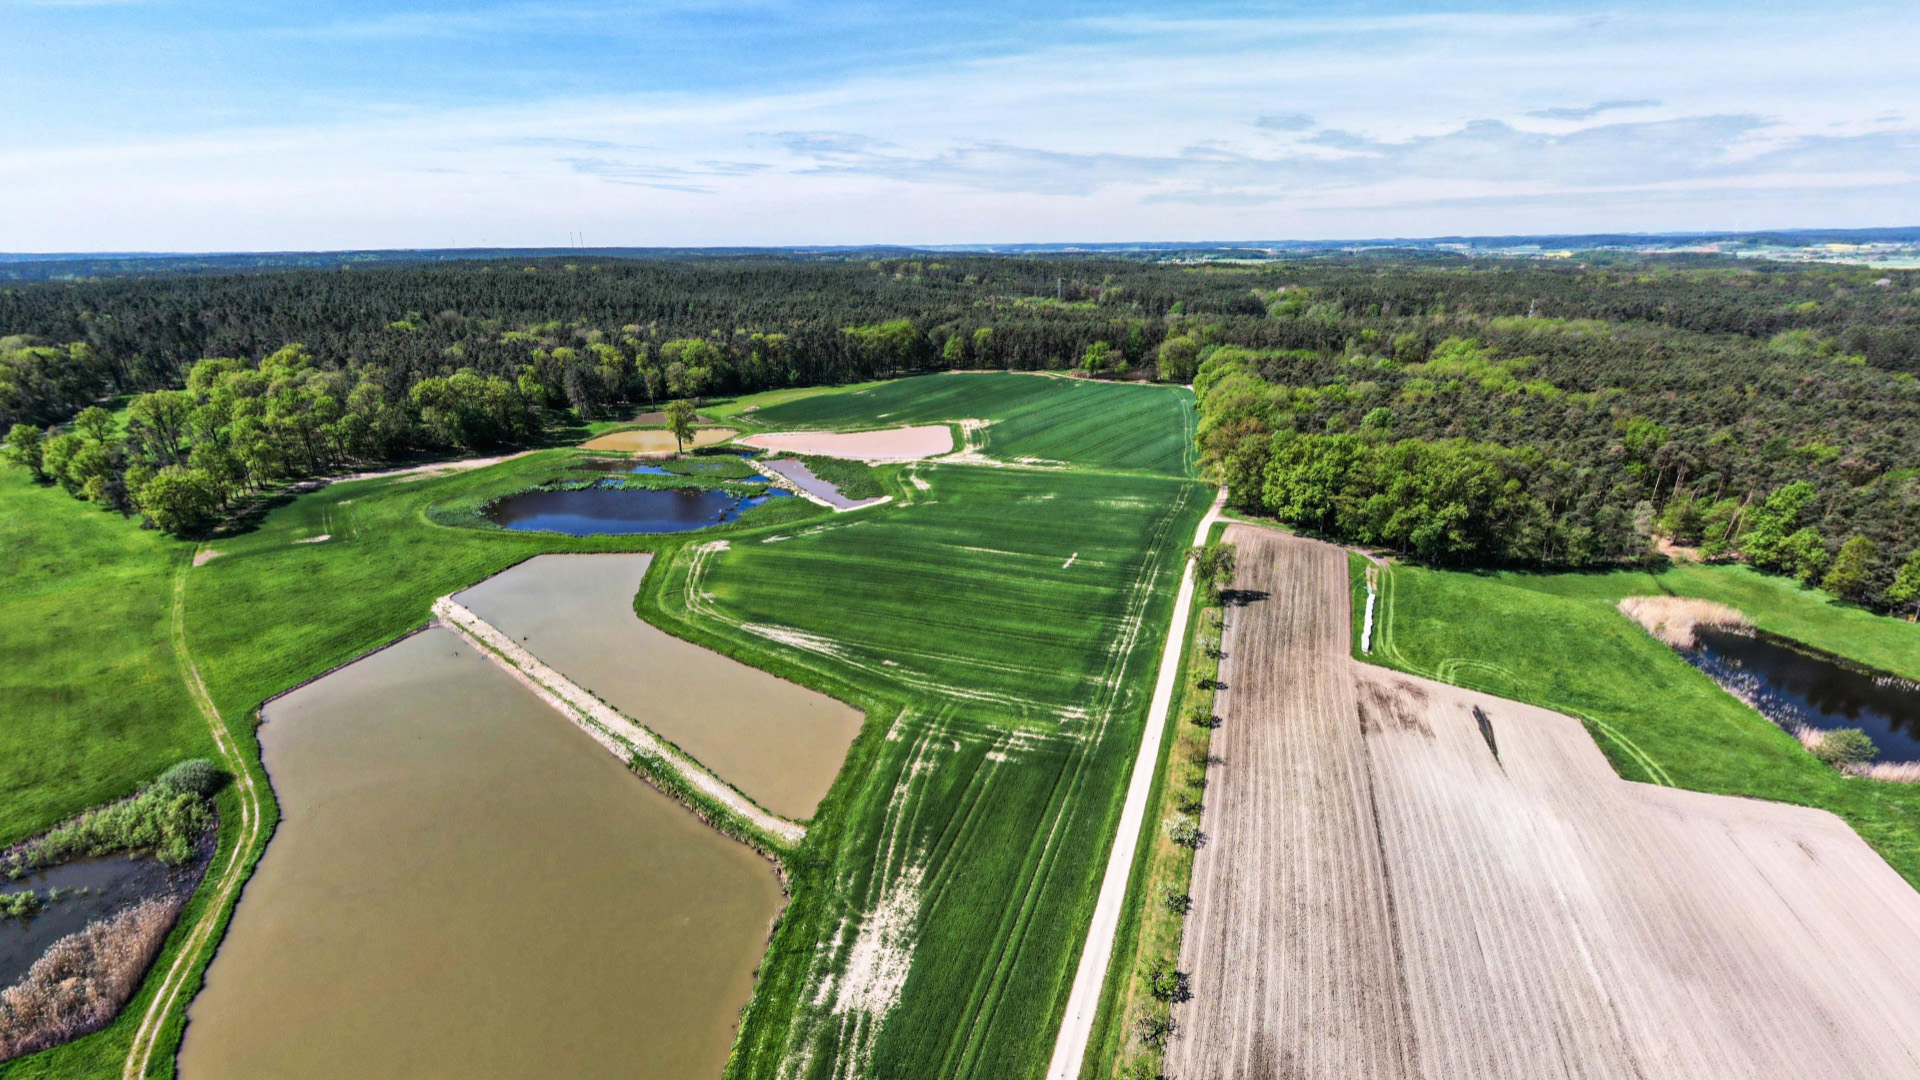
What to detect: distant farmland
<box><xmin>1174</xmin><ymin>525</ymin><xmax>1920</xmax><ymax>1080</ymax></box>
<box><xmin>734</xmin><ymin>372</ymin><xmax>1198</xmax><ymax>476</ymax></box>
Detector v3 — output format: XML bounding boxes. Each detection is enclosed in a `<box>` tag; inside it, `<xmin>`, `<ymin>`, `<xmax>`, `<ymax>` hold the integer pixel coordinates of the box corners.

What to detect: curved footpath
<box><xmin>1044</xmin><ymin>488</ymin><xmax>1225</xmax><ymax>1080</ymax></box>
<box><xmin>122</xmin><ymin>555</ymin><xmax>268</xmax><ymax>1080</ymax></box>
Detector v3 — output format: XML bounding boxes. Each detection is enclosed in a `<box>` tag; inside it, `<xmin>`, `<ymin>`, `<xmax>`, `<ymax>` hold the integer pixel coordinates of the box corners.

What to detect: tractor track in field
<box><xmin>1170</xmin><ymin>525</ymin><xmax>1920</xmax><ymax>1080</ymax></box>
<box><xmin>121</xmin><ymin>552</ymin><xmax>268</xmax><ymax>1080</ymax></box>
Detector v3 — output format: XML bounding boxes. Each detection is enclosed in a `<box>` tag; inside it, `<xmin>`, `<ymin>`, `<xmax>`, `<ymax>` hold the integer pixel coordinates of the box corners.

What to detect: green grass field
<box><xmin>650</xmin><ymin>461</ymin><xmax>1208</xmax><ymax>1080</ymax></box>
<box><xmin>727</xmin><ymin>372</ymin><xmax>1197</xmax><ymax>476</ymax></box>
<box><xmin>0</xmin><ymin>478</ymin><xmax>207</xmax><ymax>850</ymax></box>
<box><xmin>1360</xmin><ymin>560</ymin><xmax>1920</xmax><ymax>887</ymax></box>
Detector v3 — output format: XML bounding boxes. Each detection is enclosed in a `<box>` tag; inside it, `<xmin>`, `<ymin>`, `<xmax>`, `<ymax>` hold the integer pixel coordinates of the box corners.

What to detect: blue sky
<box><xmin>2</xmin><ymin>0</ymin><xmax>1915</xmax><ymax>250</ymax></box>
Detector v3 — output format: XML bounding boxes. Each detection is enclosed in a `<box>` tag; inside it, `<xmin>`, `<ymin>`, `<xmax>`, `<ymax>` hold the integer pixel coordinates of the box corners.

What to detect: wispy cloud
<box><xmin>1527</xmin><ymin>99</ymin><xmax>1661</xmax><ymax>121</ymax></box>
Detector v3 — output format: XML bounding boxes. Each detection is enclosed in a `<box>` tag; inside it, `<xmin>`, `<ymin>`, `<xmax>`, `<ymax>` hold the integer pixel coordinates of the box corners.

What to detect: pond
<box><xmin>0</xmin><ymin>851</ymin><xmax>206</xmax><ymax>988</ymax></box>
<box><xmin>177</xmin><ymin>628</ymin><xmax>784</xmax><ymax>1080</ymax></box>
<box><xmin>484</xmin><ymin>483</ymin><xmax>788</xmax><ymax>536</ymax></box>
<box><xmin>453</xmin><ymin>554</ymin><xmax>863</xmax><ymax>820</ymax></box>
<box><xmin>1688</xmin><ymin>627</ymin><xmax>1920</xmax><ymax>762</ymax></box>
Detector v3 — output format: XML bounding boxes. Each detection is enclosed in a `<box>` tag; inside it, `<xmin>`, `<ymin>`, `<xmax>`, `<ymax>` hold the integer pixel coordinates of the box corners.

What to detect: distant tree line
<box><xmin>1</xmin><ymin>254</ymin><xmax>1917</xmax><ymax>597</ymax></box>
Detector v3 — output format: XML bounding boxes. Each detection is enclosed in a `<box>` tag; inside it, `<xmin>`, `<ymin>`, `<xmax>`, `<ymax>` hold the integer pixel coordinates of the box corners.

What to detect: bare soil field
<box><xmin>581</xmin><ymin>427</ymin><xmax>737</xmax><ymax>452</ymax></box>
<box><xmin>1171</xmin><ymin>525</ymin><xmax>1920</xmax><ymax>1080</ymax></box>
<box><xmin>739</xmin><ymin>424</ymin><xmax>952</xmax><ymax>460</ymax></box>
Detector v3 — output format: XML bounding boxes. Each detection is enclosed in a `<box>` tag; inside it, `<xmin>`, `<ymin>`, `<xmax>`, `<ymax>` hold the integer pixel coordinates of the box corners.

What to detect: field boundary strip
<box><xmin>434</xmin><ymin>596</ymin><xmax>806</xmax><ymax>847</ymax></box>
<box><xmin>121</xmin><ymin>552</ymin><xmax>268</xmax><ymax>1080</ymax></box>
<box><xmin>1044</xmin><ymin>487</ymin><xmax>1226</xmax><ymax>1080</ymax></box>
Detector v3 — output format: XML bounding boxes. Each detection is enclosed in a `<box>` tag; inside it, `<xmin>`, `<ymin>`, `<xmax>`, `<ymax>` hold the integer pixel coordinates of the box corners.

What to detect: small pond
<box><xmin>484</xmin><ymin>483</ymin><xmax>789</xmax><ymax>536</ymax></box>
<box><xmin>1</xmin><ymin>851</ymin><xmax>206</xmax><ymax>987</ymax></box>
<box><xmin>1688</xmin><ymin>627</ymin><xmax>1920</xmax><ymax>762</ymax></box>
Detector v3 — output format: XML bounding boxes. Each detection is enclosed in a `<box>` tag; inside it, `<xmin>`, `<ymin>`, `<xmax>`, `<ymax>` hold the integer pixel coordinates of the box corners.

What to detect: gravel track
<box><xmin>1171</xmin><ymin>524</ymin><xmax>1920</xmax><ymax>1080</ymax></box>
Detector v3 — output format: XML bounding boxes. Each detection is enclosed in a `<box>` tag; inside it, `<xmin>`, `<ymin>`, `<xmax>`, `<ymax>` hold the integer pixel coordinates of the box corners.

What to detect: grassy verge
<box><xmin>1080</xmin><ymin>522</ymin><xmax>1227</xmax><ymax>1080</ymax></box>
<box><xmin>772</xmin><ymin>454</ymin><xmax>884</xmax><ymax>500</ymax></box>
<box><xmin>1356</xmin><ymin>559</ymin><xmax>1920</xmax><ymax>887</ymax></box>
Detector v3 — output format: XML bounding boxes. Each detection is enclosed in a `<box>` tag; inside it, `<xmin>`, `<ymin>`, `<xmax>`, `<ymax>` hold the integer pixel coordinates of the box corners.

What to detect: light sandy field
<box><xmin>739</xmin><ymin>424</ymin><xmax>952</xmax><ymax>461</ymax></box>
<box><xmin>1171</xmin><ymin>525</ymin><xmax>1920</xmax><ymax>1080</ymax></box>
<box><xmin>581</xmin><ymin>427</ymin><xmax>737</xmax><ymax>452</ymax></box>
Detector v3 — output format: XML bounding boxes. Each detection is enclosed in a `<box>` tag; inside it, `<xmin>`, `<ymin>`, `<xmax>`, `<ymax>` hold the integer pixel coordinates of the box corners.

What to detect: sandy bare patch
<box><xmin>581</xmin><ymin>427</ymin><xmax>737</xmax><ymax>453</ymax></box>
<box><xmin>1618</xmin><ymin>594</ymin><xmax>1752</xmax><ymax>648</ymax></box>
<box><xmin>1172</xmin><ymin>526</ymin><xmax>1920</xmax><ymax>1080</ymax></box>
<box><xmin>192</xmin><ymin>549</ymin><xmax>222</xmax><ymax>566</ymax></box>
<box><xmin>741</xmin><ymin>425</ymin><xmax>952</xmax><ymax>461</ymax></box>
<box><xmin>292</xmin><ymin>534</ymin><xmax>330</xmax><ymax>545</ymax></box>
<box><xmin>331</xmin><ymin>451</ymin><xmax>531</xmax><ymax>484</ymax></box>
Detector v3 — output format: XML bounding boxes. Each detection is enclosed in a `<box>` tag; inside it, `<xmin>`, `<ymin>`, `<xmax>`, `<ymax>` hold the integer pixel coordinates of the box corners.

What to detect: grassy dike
<box><xmin>1354</xmin><ymin>557</ymin><xmax>1920</xmax><ymax>888</ymax></box>
<box><xmin>1079</xmin><ymin>521</ymin><xmax>1227</xmax><ymax>1080</ymax></box>
<box><xmin>1</xmin><ymin>451</ymin><xmax>822</xmax><ymax>1079</ymax></box>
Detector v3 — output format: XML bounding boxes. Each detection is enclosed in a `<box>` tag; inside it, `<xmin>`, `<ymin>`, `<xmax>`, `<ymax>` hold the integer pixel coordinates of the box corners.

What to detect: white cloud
<box><xmin>2</xmin><ymin>6</ymin><xmax>1916</xmax><ymax>248</ymax></box>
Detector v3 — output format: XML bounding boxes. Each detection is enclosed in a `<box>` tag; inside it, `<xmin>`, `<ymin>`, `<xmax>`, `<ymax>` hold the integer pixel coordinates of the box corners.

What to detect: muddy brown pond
<box><xmin>177</xmin><ymin>628</ymin><xmax>783</xmax><ymax>1080</ymax></box>
<box><xmin>453</xmin><ymin>553</ymin><xmax>863</xmax><ymax>820</ymax></box>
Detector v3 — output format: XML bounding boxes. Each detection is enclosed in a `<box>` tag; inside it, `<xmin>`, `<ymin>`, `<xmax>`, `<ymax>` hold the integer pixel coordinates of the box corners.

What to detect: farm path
<box><xmin>1172</xmin><ymin>524</ymin><xmax>1920</xmax><ymax>1080</ymax></box>
<box><xmin>1045</xmin><ymin>487</ymin><xmax>1225</xmax><ymax>1080</ymax></box>
<box><xmin>121</xmin><ymin>553</ymin><xmax>269</xmax><ymax>1080</ymax></box>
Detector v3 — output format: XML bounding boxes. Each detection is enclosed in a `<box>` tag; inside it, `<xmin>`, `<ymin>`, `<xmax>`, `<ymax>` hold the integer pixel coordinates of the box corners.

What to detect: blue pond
<box><xmin>1689</xmin><ymin>627</ymin><xmax>1920</xmax><ymax>763</ymax></box>
<box><xmin>485</xmin><ymin>483</ymin><xmax>790</xmax><ymax>536</ymax></box>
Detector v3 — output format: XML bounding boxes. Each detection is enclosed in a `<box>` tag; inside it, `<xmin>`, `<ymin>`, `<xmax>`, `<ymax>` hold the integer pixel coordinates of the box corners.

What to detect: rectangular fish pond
<box><xmin>452</xmin><ymin>554</ymin><xmax>863</xmax><ymax>820</ymax></box>
<box><xmin>177</xmin><ymin>628</ymin><xmax>784</xmax><ymax>1080</ymax></box>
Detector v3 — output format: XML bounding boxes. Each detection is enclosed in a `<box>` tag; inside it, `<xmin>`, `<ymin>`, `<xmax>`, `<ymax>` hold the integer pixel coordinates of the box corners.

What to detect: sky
<box><xmin>2</xmin><ymin>0</ymin><xmax>1916</xmax><ymax>251</ymax></box>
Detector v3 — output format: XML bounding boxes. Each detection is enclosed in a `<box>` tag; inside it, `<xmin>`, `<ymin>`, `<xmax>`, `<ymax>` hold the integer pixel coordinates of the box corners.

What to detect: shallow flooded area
<box><xmin>454</xmin><ymin>554</ymin><xmax>863</xmax><ymax>819</ymax></box>
<box><xmin>1690</xmin><ymin>627</ymin><xmax>1920</xmax><ymax>762</ymax></box>
<box><xmin>0</xmin><ymin>853</ymin><xmax>204</xmax><ymax>988</ymax></box>
<box><xmin>177</xmin><ymin>628</ymin><xmax>783</xmax><ymax>1080</ymax></box>
<box><xmin>484</xmin><ymin>483</ymin><xmax>788</xmax><ymax>535</ymax></box>
<box><xmin>582</xmin><ymin>427</ymin><xmax>737</xmax><ymax>452</ymax></box>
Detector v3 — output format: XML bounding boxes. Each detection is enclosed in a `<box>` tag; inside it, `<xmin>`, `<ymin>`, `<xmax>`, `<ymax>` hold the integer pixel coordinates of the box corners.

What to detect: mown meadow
<box><xmin>1358</xmin><ymin>559</ymin><xmax>1920</xmax><ymax>886</ymax></box>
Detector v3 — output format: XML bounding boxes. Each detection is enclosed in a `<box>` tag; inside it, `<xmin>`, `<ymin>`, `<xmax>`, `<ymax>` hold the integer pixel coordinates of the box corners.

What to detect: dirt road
<box><xmin>1170</xmin><ymin>525</ymin><xmax>1920</xmax><ymax>1080</ymax></box>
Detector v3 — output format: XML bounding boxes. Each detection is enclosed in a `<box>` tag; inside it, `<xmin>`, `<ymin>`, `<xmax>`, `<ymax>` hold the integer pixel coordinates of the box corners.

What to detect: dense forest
<box><xmin>2</xmin><ymin>253</ymin><xmax>1918</xmax><ymax>610</ymax></box>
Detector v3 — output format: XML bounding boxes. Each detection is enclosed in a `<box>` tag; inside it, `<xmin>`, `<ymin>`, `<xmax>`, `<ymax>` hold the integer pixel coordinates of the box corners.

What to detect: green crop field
<box><xmin>648</xmin><ymin>460</ymin><xmax>1208</xmax><ymax>1080</ymax></box>
<box><xmin>730</xmin><ymin>372</ymin><xmax>1197</xmax><ymax>477</ymax></box>
<box><xmin>1359</xmin><ymin>560</ymin><xmax>1920</xmax><ymax>887</ymax></box>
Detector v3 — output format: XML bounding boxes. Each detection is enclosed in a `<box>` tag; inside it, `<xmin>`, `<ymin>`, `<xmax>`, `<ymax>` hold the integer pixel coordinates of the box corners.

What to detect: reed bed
<box><xmin>1617</xmin><ymin>595</ymin><xmax>1752</xmax><ymax>649</ymax></box>
<box><xmin>0</xmin><ymin>895</ymin><xmax>184</xmax><ymax>1062</ymax></box>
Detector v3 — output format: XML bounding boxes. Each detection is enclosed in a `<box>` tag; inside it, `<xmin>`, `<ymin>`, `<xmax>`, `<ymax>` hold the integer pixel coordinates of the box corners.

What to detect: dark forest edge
<box><xmin>3</xmin><ymin>254</ymin><xmax>1919</xmax><ymax>610</ymax></box>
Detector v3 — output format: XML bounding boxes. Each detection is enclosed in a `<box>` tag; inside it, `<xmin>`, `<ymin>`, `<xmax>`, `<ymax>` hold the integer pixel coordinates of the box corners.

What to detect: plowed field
<box><xmin>1172</xmin><ymin>525</ymin><xmax>1920</xmax><ymax>1080</ymax></box>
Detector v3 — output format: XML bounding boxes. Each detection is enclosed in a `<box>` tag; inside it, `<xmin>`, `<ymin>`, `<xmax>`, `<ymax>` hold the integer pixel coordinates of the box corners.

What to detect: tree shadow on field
<box><xmin>1221</xmin><ymin>587</ymin><xmax>1269</xmax><ymax>608</ymax></box>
